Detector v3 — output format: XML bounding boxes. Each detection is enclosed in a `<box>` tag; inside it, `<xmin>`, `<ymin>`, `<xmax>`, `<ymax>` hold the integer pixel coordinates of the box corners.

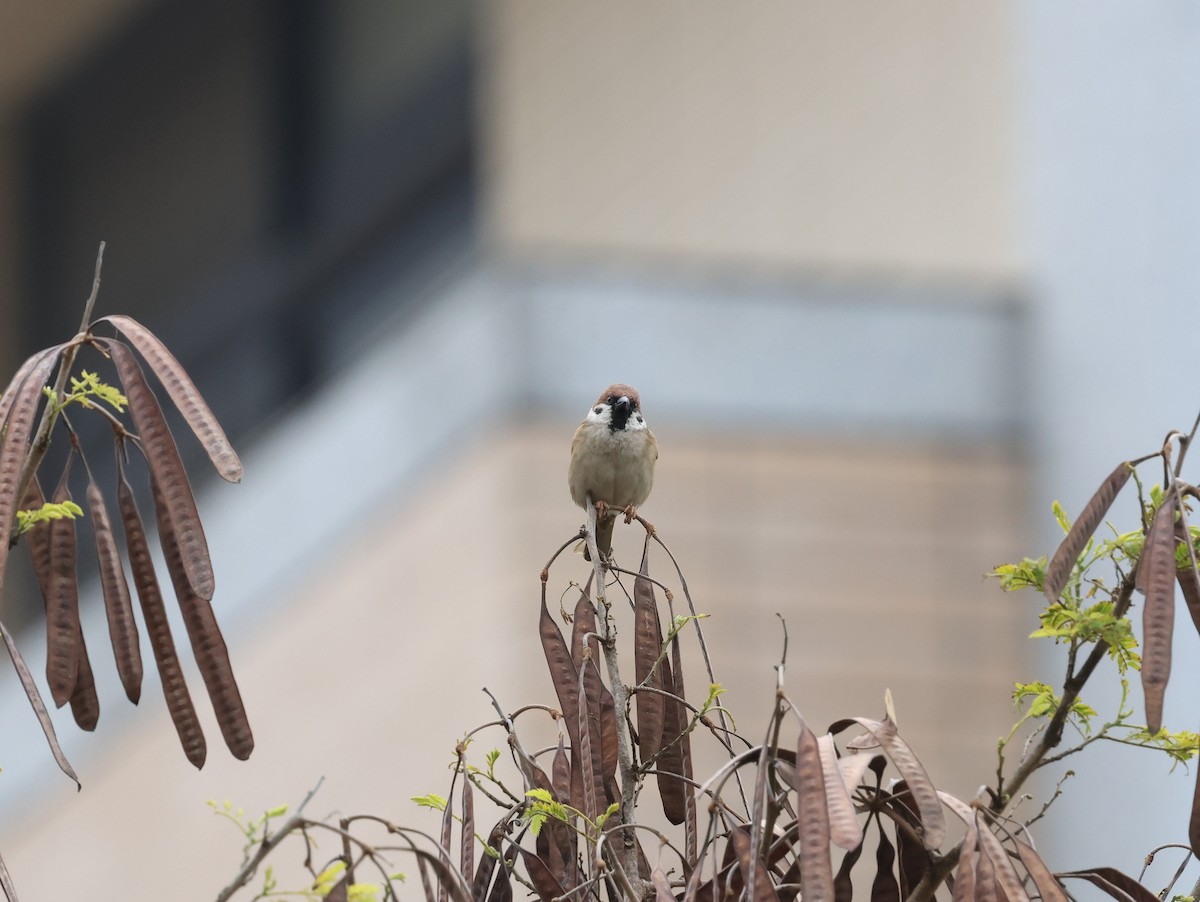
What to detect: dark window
<box><xmin>21</xmin><ymin>0</ymin><xmax>475</xmax><ymax>445</ymax></box>
<box><xmin>11</xmin><ymin>0</ymin><xmax>475</xmax><ymax>630</ymax></box>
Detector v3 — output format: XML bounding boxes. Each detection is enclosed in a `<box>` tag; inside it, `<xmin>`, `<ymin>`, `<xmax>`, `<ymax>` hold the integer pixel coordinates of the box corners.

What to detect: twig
<box><xmin>604</xmin><ymin>563</ymin><xmax>675</xmax><ymax>597</ymax></box>
<box><xmin>584</xmin><ymin>496</ymin><xmax>646</xmax><ymax>896</ymax></box>
<box><xmin>79</xmin><ymin>242</ymin><xmax>105</xmax><ymax>330</ymax></box>
<box><xmin>483</xmin><ymin>687</ymin><xmax>549</xmax><ymax>800</ymax></box>
<box><xmin>213</xmin><ymin>776</ymin><xmax>325</xmax><ymax>902</ymax></box>
<box><xmin>651</xmin><ymin>532</ymin><xmax>750</xmax><ymax>816</ymax></box>
<box><xmin>14</xmin><ymin>243</ymin><xmax>106</xmax><ymax>516</ymax></box>
<box><xmin>1173</xmin><ymin>408</ymin><xmax>1200</xmax><ymax>481</ymax></box>
<box><xmin>1138</xmin><ymin>842</ymin><xmax>1193</xmax><ymax>885</ymax></box>
<box><xmin>632</xmin><ymin>685</ymin><xmax>749</xmax><ymax>767</ymax></box>
<box><xmin>995</xmin><ymin>570</ymin><xmax>1137</xmax><ymax>812</ymax></box>
<box><xmin>1159</xmin><ymin>849</ymin><xmax>1194</xmax><ymax>901</ymax></box>
<box><xmin>340</xmin><ymin>817</ymin><xmax>355</xmax><ymax>887</ymax></box>
<box><xmin>604</xmin><ymin>822</ymin><xmax>688</xmax><ymax>876</ymax></box>
<box><xmin>541</xmin><ymin>533</ymin><xmax>584</xmax><ymax>583</ymax></box>
<box><xmin>905</xmin><ymin>847</ymin><xmax>960</xmax><ymax>902</ymax></box>
<box><xmin>1023</xmin><ymin>770</ymin><xmax>1074</xmax><ymax>829</ymax></box>
<box><xmin>1186</xmin><ymin>870</ymin><xmax>1200</xmax><ymax>902</ymax></box>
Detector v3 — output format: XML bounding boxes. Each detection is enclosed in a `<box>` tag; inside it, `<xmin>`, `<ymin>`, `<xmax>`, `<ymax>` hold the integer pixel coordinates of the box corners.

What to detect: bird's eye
<box><xmin>593</xmin><ymin>406</ymin><xmax>603</xmax><ymax>415</ymax></box>
<box><xmin>607</xmin><ymin>396</ymin><xmax>616</xmax><ymax>405</ymax></box>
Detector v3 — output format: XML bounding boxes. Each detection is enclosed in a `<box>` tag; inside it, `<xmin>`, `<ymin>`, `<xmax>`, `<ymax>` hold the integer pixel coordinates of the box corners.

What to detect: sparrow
<box><xmin>569</xmin><ymin>383</ymin><xmax>658</xmax><ymax>561</ymax></box>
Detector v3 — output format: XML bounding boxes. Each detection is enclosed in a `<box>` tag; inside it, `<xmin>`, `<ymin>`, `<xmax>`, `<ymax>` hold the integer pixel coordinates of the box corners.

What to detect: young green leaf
<box><xmin>412</xmin><ymin>793</ymin><xmax>449</xmax><ymax>812</ymax></box>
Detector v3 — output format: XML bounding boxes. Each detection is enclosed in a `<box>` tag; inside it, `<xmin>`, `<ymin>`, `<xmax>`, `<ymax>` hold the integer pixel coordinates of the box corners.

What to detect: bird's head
<box><xmin>589</xmin><ymin>383</ymin><xmax>646</xmax><ymax>432</ymax></box>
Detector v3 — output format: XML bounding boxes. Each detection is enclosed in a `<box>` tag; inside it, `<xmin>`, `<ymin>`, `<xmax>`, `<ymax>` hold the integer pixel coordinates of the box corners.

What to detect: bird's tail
<box><xmin>583</xmin><ymin>515</ymin><xmax>615</xmax><ymax>562</ymax></box>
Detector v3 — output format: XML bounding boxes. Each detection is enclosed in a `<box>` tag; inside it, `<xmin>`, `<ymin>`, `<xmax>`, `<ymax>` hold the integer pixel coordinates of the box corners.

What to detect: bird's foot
<box><xmin>594</xmin><ymin>499</ymin><xmax>610</xmax><ymax>521</ymax></box>
<box><xmin>622</xmin><ymin>504</ymin><xmax>638</xmax><ymax>524</ymax></box>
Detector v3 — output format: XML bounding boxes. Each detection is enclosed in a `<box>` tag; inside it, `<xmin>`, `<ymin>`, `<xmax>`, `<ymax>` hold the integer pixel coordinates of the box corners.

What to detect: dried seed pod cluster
<box><xmin>0</xmin><ymin>314</ymin><xmax>251</xmax><ymax>781</ymax></box>
<box><xmin>212</xmin><ymin>469</ymin><xmax>1200</xmax><ymax>901</ymax></box>
<box><xmin>421</xmin><ymin>525</ymin><xmax>1084</xmax><ymax>902</ymax></box>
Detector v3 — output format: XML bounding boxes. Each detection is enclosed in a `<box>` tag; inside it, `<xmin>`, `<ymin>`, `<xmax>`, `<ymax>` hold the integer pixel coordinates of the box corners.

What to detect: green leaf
<box><xmin>14</xmin><ymin>500</ymin><xmax>85</xmax><ymax>538</ymax></box>
<box><xmin>991</xmin><ymin>556</ymin><xmax>1048</xmax><ymax>593</ymax></box>
<box><xmin>1013</xmin><ymin>681</ymin><xmax>1058</xmax><ymax>719</ymax></box>
<box><xmin>313</xmin><ymin>861</ymin><xmax>347</xmax><ymax>895</ymax></box>
<box><xmin>594</xmin><ymin>802</ymin><xmax>620</xmax><ymax>830</ymax></box>
<box><xmin>1052</xmin><ymin>501</ymin><xmax>1071</xmax><ymax>534</ymax></box>
<box><xmin>412</xmin><ymin>793</ymin><xmax>448</xmax><ymax>812</ymax></box>
<box><xmin>1123</xmin><ymin>726</ymin><xmax>1200</xmax><ymax>767</ymax></box>
<box><xmin>67</xmin><ymin>370</ymin><xmax>128</xmax><ymax>412</ymax></box>
<box><xmin>528</xmin><ymin>810</ymin><xmax>547</xmax><ymax>837</ymax></box>
<box><xmin>1150</xmin><ymin>484</ymin><xmax>1165</xmax><ymax>507</ymax></box>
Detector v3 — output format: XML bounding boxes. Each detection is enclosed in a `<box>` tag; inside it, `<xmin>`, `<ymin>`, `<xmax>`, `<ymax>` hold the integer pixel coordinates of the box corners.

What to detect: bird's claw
<box><xmin>594</xmin><ymin>499</ymin><xmax>610</xmax><ymax>520</ymax></box>
<box><xmin>622</xmin><ymin>505</ymin><xmax>638</xmax><ymax>524</ymax></box>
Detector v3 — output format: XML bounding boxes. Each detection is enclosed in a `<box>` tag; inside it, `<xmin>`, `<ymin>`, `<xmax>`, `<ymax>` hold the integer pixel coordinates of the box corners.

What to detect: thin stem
<box><xmin>584</xmin><ymin>496</ymin><xmax>646</xmax><ymax>897</ymax></box>
<box><xmin>996</xmin><ymin>570</ymin><xmax>1137</xmax><ymax>811</ymax></box>
<box><xmin>904</xmin><ymin>847</ymin><xmax>959</xmax><ymax>902</ymax></box>
<box><xmin>79</xmin><ymin>242</ymin><xmax>105</xmax><ymax>331</ymax></box>
<box><xmin>1023</xmin><ymin>770</ymin><xmax>1073</xmax><ymax>829</ymax></box>
<box><xmin>651</xmin><ymin>532</ymin><xmax>750</xmax><ymax>816</ymax></box>
<box><xmin>13</xmin><ymin>244</ymin><xmax>106</xmax><ymax>517</ymax></box>
<box><xmin>1173</xmin><ymin>408</ymin><xmax>1200</xmax><ymax>481</ymax></box>
<box><xmin>541</xmin><ymin>532</ymin><xmax>584</xmax><ymax>583</ymax></box>
<box><xmin>213</xmin><ymin>777</ymin><xmax>325</xmax><ymax>902</ymax></box>
<box><xmin>604</xmin><ymin>563</ymin><xmax>675</xmax><ymax>597</ymax></box>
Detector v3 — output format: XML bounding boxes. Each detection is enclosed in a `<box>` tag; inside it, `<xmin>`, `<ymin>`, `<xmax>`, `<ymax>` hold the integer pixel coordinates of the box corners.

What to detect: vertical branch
<box><xmin>585</xmin><ymin>497</ymin><xmax>645</xmax><ymax>894</ymax></box>
<box><xmin>14</xmin><ymin>242</ymin><xmax>106</xmax><ymax>512</ymax></box>
<box><xmin>78</xmin><ymin>241</ymin><xmax>106</xmax><ymax>332</ymax></box>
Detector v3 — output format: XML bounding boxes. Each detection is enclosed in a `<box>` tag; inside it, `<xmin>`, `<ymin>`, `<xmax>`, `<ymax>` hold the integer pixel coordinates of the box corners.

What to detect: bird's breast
<box><xmin>569</xmin><ymin>424</ymin><xmax>655</xmax><ymax>510</ymax></box>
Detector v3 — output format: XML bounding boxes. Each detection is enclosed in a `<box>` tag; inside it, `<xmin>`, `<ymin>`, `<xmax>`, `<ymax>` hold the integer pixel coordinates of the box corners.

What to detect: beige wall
<box><xmin>480</xmin><ymin>1</ymin><xmax>1022</xmax><ymax>284</ymax></box>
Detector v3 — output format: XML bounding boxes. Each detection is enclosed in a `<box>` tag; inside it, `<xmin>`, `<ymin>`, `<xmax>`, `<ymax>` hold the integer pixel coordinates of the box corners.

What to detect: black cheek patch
<box><xmin>594</xmin><ymin>406</ymin><xmax>603</xmax><ymax>414</ymax></box>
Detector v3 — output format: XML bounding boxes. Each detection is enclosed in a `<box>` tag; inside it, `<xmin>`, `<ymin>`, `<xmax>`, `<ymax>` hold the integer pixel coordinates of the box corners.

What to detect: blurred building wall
<box><xmin>0</xmin><ymin>0</ymin><xmax>154</xmax><ymax>371</ymax></box>
<box><xmin>481</xmin><ymin>1</ymin><xmax>1021</xmax><ymax>283</ymax></box>
<box><xmin>0</xmin><ymin>1</ymin><xmax>1190</xmax><ymax>898</ymax></box>
<box><xmin>1019</xmin><ymin>1</ymin><xmax>1200</xmax><ymax>874</ymax></box>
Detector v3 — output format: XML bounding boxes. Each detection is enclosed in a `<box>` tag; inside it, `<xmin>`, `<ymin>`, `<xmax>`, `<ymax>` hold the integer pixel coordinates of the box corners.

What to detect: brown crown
<box><xmin>594</xmin><ymin>383</ymin><xmax>641</xmax><ymax>410</ymax></box>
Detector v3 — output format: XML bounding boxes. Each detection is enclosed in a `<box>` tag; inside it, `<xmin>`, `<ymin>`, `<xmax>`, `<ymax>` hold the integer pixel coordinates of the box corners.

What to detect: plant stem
<box><xmin>995</xmin><ymin>572</ymin><xmax>1136</xmax><ymax>813</ymax></box>
<box><xmin>913</xmin><ymin>571</ymin><xmax>1141</xmax><ymax>899</ymax></box>
<box><xmin>13</xmin><ymin>243</ymin><xmax>105</xmax><ymax>515</ymax></box>
<box><xmin>213</xmin><ymin>777</ymin><xmax>324</xmax><ymax>902</ymax></box>
<box><xmin>905</xmin><ymin>848</ymin><xmax>960</xmax><ymax>902</ymax></box>
<box><xmin>585</xmin><ymin>498</ymin><xmax>647</xmax><ymax>898</ymax></box>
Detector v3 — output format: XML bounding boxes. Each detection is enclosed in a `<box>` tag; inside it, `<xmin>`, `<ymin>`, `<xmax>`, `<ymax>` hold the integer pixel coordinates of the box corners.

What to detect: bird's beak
<box><xmin>614</xmin><ymin>396</ymin><xmax>631</xmax><ymax>415</ymax></box>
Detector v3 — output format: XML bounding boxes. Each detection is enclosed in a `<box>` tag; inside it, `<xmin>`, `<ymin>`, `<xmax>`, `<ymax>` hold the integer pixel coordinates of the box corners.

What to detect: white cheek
<box><xmin>586</xmin><ymin>406</ymin><xmax>610</xmax><ymax>426</ymax></box>
<box><xmin>627</xmin><ymin>413</ymin><xmax>648</xmax><ymax>431</ymax></box>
